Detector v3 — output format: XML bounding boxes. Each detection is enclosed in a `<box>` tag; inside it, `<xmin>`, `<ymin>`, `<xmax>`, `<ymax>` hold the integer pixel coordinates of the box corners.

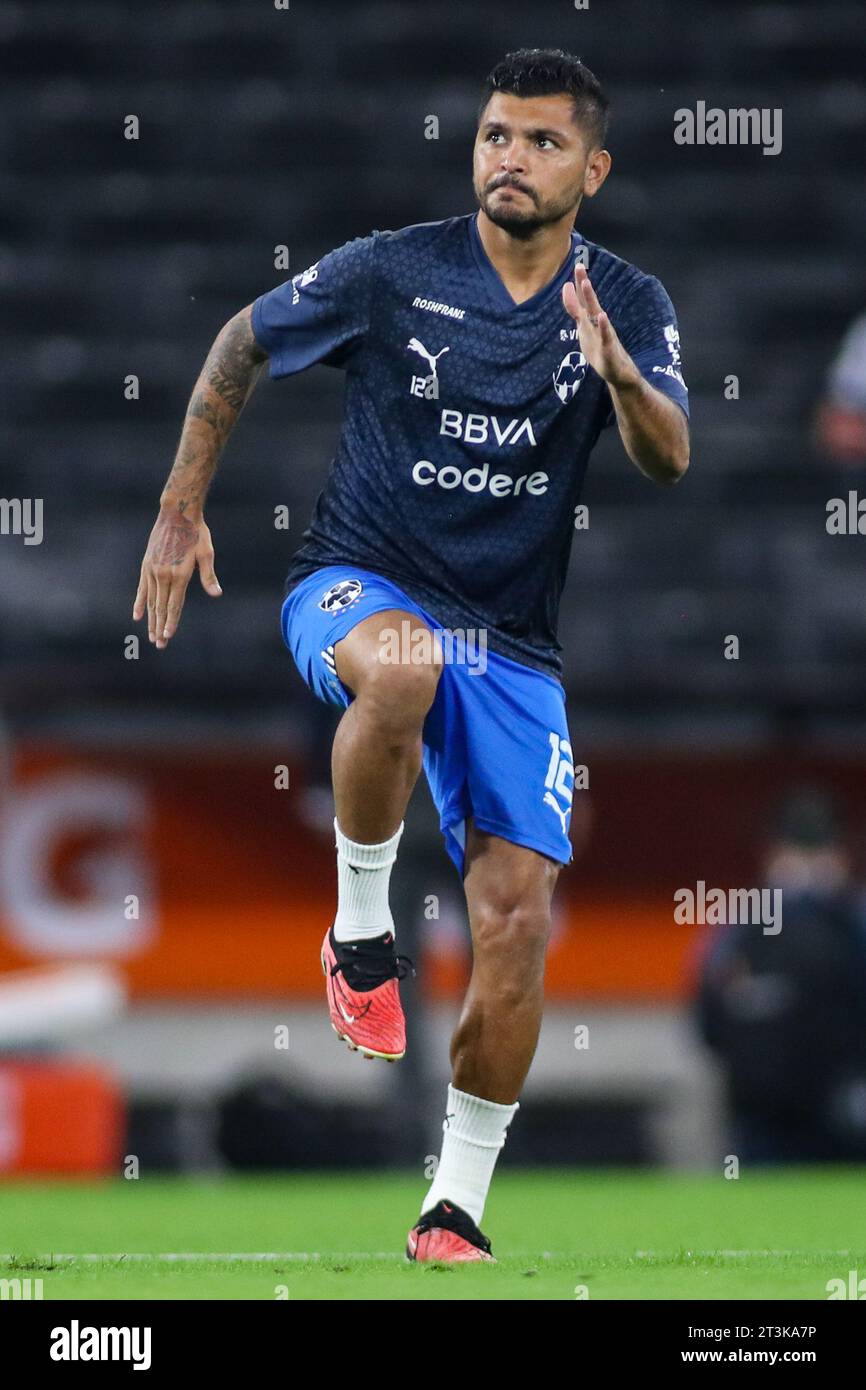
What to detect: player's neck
<box><xmin>475</xmin><ymin>209</ymin><xmax>575</xmax><ymax>305</ymax></box>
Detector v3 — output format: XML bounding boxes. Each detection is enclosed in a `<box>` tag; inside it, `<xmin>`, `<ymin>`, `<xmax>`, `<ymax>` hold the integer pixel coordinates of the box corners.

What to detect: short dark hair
<box><xmin>478</xmin><ymin>48</ymin><xmax>609</xmax><ymax>151</ymax></box>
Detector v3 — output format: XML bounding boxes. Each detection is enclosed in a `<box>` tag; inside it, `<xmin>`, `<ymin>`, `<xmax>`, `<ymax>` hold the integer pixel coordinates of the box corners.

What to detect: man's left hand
<box><xmin>562</xmin><ymin>265</ymin><xmax>638</xmax><ymax>390</ymax></box>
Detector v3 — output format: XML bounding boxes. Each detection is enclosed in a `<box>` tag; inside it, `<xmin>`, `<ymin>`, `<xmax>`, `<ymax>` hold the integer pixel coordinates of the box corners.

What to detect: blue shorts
<box><xmin>281</xmin><ymin>566</ymin><xmax>575</xmax><ymax>878</ymax></box>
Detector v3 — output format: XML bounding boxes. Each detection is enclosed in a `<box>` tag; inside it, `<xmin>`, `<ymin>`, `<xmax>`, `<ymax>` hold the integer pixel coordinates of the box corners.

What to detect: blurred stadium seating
<box><xmin>2</xmin><ymin>0</ymin><xmax>865</xmax><ymax>721</ymax></box>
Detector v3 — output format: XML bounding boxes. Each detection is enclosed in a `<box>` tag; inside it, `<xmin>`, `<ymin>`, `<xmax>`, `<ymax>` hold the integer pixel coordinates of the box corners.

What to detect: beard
<box><xmin>477</xmin><ymin>180</ymin><xmax>579</xmax><ymax>240</ymax></box>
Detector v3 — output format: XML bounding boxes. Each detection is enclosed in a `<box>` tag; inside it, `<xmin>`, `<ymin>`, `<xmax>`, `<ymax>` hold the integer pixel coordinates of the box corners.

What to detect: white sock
<box><xmin>421</xmin><ymin>1083</ymin><xmax>519</xmax><ymax>1226</ymax></box>
<box><xmin>332</xmin><ymin>817</ymin><xmax>404</xmax><ymax>943</ymax></box>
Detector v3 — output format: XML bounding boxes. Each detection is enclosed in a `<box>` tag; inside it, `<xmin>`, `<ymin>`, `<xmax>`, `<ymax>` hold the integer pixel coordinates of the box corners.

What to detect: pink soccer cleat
<box><xmin>406</xmin><ymin>1200</ymin><xmax>496</xmax><ymax>1263</ymax></box>
<box><xmin>321</xmin><ymin>927</ymin><xmax>413</xmax><ymax>1062</ymax></box>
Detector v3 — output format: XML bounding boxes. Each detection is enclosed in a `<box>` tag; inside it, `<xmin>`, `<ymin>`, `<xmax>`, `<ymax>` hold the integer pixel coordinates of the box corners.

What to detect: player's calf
<box><xmin>450</xmin><ymin>901</ymin><xmax>552</xmax><ymax>1102</ymax></box>
<box><xmin>408</xmin><ymin>832</ymin><xmax>560</xmax><ymax>1253</ymax></box>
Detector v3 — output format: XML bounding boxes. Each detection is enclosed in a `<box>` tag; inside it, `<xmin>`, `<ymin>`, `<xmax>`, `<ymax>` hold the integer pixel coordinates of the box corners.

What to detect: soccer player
<box><xmin>133</xmin><ymin>48</ymin><xmax>689</xmax><ymax>1263</ymax></box>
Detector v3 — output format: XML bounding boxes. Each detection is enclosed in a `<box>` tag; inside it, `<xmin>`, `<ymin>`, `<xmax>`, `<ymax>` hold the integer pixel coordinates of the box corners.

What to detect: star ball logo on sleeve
<box><xmin>318</xmin><ymin>578</ymin><xmax>364</xmax><ymax>614</ymax></box>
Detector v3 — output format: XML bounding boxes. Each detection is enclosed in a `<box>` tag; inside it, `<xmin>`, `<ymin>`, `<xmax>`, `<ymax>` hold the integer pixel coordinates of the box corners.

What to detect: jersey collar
<box><xmin>468</xmin><ymin>211</ymin><xmax>582</xmax><ymax>313</ymax></box>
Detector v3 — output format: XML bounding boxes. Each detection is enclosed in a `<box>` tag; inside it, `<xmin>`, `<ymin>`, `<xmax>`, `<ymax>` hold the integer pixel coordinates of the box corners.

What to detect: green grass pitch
<box><xmin>1</xmin><ymin>1167</ymin><xmax>864</xmax><ymax>1300</ymax></box>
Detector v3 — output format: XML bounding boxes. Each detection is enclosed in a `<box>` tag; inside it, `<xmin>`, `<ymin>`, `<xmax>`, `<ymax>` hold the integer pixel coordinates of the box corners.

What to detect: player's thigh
<box><xmin>334</xmin><ymin>607</ymin><xmax>443</xmax><ymax>709</ymax></box>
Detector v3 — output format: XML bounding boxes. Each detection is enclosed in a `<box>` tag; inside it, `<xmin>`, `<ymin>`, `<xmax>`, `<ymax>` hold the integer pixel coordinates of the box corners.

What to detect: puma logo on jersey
<box><xmin>407</xmin><ymin>338</ymin><xmax>450</xmax><ymax>376</ymax></box>
<box><xmin>408</xmin><ymin>339</ymin><xmax>450</xmax><ymax>399</ymax></box>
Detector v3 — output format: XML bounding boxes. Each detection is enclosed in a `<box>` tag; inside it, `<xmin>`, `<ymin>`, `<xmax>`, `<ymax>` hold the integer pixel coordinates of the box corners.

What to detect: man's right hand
<box><xmin>132</xmin><ymin>507</ymin><xmax>221</xmax><ymax>650</ymax></box>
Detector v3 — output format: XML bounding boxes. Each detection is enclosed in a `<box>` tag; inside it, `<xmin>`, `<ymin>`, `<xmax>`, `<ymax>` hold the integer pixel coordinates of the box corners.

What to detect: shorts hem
<box><xmin>441</xmin><ymin>813</ymin><xmax>572</xmax><ymax>868</ymax></box>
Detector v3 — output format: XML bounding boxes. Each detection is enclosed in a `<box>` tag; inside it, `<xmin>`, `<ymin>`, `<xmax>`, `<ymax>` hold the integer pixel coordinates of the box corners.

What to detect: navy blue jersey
<box><xmin>251</xmin><ymin>212</ymin><xmax>688</xmax><ymax>678</ymax></box>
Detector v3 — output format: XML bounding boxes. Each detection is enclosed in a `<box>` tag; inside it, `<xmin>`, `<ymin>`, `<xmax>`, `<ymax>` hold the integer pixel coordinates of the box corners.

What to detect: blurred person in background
<box><xmin>695</xmin><ymin>788</ymin><xmax>866</xmax><ymax>1163</ymax></box>
<box><xmin>814</xmin><ymin>311</ymin><xmax>866</xmax><ymax>470</ymax></box>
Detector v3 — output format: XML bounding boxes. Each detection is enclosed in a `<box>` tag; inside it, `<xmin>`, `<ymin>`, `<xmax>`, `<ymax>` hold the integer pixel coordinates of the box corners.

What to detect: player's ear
<box><xmin>582</xmin><ymin>148</ymin><xmax>611</xmax><ymax>199</ymax></box>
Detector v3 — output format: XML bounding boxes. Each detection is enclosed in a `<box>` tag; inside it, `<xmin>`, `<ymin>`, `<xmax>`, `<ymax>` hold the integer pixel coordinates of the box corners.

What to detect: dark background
<box><xmin>3</xmin><ymin>0</ymin><xmax>866</xmax><ymax>750</ymax></box>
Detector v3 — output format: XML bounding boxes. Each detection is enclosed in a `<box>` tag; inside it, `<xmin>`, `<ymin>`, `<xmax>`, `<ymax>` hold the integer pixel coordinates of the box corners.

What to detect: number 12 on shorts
<box><xmin>543</xmin><ymin>732</ymin><xmax>574</xmax><ymax>834</ymax></box>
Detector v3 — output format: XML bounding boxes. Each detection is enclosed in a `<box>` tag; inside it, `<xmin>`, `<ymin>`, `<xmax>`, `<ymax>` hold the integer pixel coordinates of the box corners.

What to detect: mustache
<box><xmin>488</xmin><ymin>176</ymin><xmax>535</xmax><ymax>199</ymax></box>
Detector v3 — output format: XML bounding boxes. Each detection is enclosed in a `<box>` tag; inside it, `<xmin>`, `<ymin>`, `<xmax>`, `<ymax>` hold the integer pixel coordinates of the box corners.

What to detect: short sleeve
<box><xmin>251</xmin><ymin>232</ymin><xmax>377</xmax><ymax>380</ymax></box>
<box><xmin>600</xmin><ymin>274</ymin><xmax>689</xmax><ymax>428</ymax></box>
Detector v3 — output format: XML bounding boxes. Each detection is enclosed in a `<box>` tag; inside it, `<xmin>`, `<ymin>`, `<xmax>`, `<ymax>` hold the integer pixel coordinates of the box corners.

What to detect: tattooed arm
<box><xmin>133</xmin><ymin>305</ymin><xmax>268</xmax><ymax>649</ymax></box>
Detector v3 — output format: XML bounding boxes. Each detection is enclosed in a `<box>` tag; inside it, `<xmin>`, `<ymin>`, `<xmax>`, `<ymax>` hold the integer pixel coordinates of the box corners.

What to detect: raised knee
<box><xmin>356</xmin><ymin>648</ymin><xmax>440</xmax><ymax>731</ymax></box>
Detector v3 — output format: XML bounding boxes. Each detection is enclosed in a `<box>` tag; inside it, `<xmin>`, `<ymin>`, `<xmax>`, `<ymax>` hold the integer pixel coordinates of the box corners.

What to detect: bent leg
<box><xmin>332</xmin><ymin>608</ymin><xmax>442</xmax><ymax>842</ymax></box>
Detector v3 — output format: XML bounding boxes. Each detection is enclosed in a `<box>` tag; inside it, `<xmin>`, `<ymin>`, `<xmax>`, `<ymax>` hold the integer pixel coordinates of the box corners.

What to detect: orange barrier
<box><xmin>0</xmin><ymin>1060</ymin><xmax>123</xmax><ymax>1174</ymax></box>
<box><xmin>1</xmin><ymin>742</ymin><xmax>863</xmax><ymax>1001</ymax></box>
